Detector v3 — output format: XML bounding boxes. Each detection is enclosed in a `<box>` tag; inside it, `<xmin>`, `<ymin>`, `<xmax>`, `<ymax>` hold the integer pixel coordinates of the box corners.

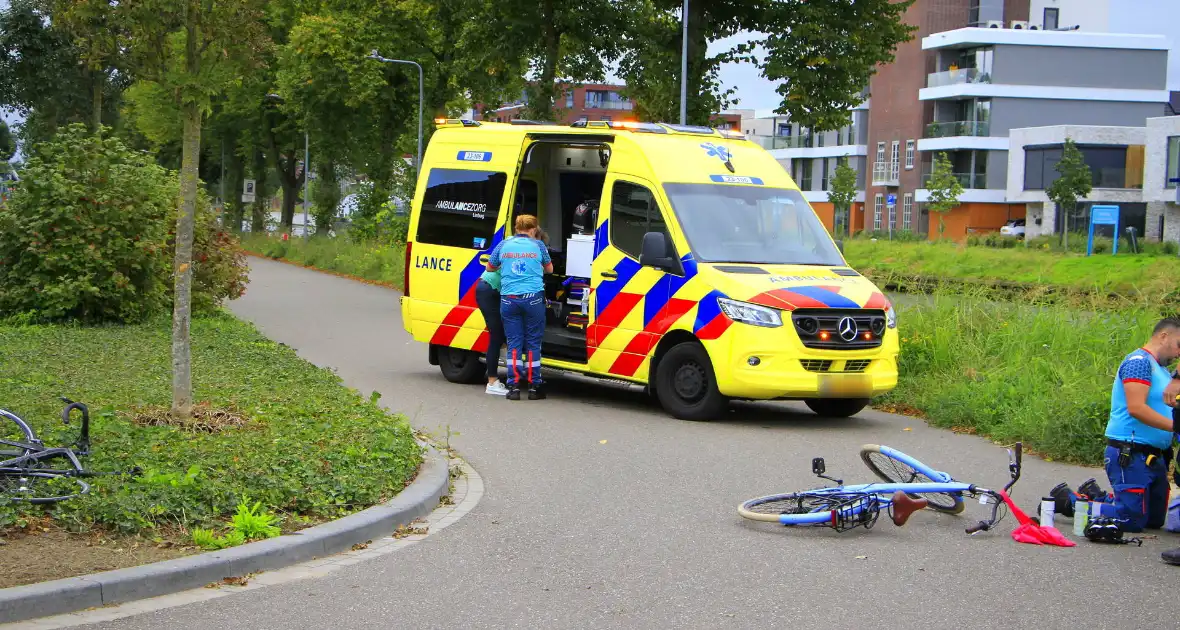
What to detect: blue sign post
<box><xmin>1087</xmin><ymin>205</ymin><xmax>1120</xmax><ymax>256</ymax></box>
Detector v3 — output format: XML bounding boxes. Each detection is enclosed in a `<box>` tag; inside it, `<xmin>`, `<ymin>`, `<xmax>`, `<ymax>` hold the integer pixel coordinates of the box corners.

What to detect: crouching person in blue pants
<box><xmin>1053</xmin><ymin>318</ymin><xmax>1180</xmax><ymax>534</ymax></box>
<box><xmin>1101</xmin><ymin>318</ymin><xmax>1180</xmax><ymax>533</ymax></box>
<box><xmin>486</xmin><ymin>214</ymin><xmax>552</xmax><ymax>401</ymax></box>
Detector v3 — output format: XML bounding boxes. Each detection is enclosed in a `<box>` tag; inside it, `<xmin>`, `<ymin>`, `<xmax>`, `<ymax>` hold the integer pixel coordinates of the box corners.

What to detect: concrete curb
<box><xmin>0</xmin><ymin>443</ymin><xmax>450</xmax><ymax>625</ymax></box>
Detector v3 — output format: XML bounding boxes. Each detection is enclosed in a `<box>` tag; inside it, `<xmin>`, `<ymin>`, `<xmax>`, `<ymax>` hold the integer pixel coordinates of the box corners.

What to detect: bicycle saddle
<box><xmin>890</xmin><ymin>491</ymin><xmax>929</xmax><ymax>526</ymax></box>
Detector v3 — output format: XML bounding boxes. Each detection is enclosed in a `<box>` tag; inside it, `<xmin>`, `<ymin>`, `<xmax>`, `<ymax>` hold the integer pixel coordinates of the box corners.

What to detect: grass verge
<box><xmin>843</xmin><ymin>239</ymin><xmax>1180</xmax><ymax>310</ymax></box>
<box><xmin>0</xmin><ymin>312</ymin><xmax>421</xmax><ymax>585</ymax></box>
<box><xmin>880</xmin><ymin>290</ymin><xmax>1159</xmax><ymax>465</ymax></box>
<box><xmin>240</xmin><ymin>233</ymin><xmax>405</xmax><ymax>290</ymax></box>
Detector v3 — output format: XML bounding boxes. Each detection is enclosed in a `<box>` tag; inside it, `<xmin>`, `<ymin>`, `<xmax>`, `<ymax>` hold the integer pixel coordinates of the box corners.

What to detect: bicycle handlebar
<box><xmin>59</xmin><ymin>398</ymin><xmax>90</xmax><ymax>455</ymax></box>
<box><xmin>965</xmin><ymin>521</ymin><xmax>990</xmax><ymax>534</ymax></box>
<box><xmin>965</xmin><ymin>442</ymin><xmax>1023</xmax><ymax>535</ymax></box>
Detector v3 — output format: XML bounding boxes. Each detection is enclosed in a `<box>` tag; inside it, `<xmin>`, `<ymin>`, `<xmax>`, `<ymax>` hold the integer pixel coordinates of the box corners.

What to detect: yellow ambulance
<box><xmin>401</xmin><ymin>119</ymin><xmax>898</xmax><ymax>420</ymax></box>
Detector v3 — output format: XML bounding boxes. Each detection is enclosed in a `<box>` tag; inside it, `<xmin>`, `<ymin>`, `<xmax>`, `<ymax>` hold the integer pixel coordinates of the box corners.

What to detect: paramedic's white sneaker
<box><xmin>485</xmin><ymin>381</ymin><xmax>509</xmax><ymax>396</ymax></box>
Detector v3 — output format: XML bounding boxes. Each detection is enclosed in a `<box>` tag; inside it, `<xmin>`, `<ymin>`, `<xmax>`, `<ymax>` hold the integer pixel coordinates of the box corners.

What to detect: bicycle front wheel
<box><xmin>860</xmin><ymin>444</ymin><xmax>965</xmax><ymax>514</ymax></box>
<box><xmin>0</xmin><ymin>472</ymin><xmax>90</xmax><ymax>504</ymax></box>
<box><xmin>739</xmin><ymin>491</ymin><xmax>874</xmax><ymax>526</ymax></box>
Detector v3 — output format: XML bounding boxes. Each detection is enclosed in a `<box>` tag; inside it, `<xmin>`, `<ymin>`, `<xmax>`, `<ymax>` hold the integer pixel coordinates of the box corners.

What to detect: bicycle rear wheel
<box><xmin>739</xmin><ymin>491</ymin><xmax>882</xmax><ymax>532</ymax></box>
<box><xmin>1</xmin><ymin>409</ymin><xmax>37</xmax><ymax>463</ymax></box>
<box><xmin>860</xmin><ymin>444</ymin><xmax>965</xmax><ymax>514</ymax></box>
<box><xmin>0</xmin><ymin>472</ymin><xmax>90</xmax><ymax>504</ymax></box>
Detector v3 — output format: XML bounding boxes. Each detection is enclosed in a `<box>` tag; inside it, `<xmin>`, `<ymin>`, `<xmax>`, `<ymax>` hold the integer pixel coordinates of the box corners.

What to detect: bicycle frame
<box><xmin>774</xmin><ymin>442</ymin><xmax>1023</xmax><ymax>533</ymax></box>
<box><xmin>872</xmin><ymin>444</ymin><xmax>955</xmax><ymax>484</ymax></box>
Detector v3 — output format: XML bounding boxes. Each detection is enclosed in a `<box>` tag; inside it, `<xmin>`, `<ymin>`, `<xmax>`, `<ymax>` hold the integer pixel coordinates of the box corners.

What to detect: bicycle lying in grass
<box><xmin>738</xmin><ymin>442</ymin><xmax>1022</xmax><ymax>534</ymax></box>
<box><xmin>1</xmin><ymin>398</ymin><xmax>138</xmax><ymax>503</ymax></box>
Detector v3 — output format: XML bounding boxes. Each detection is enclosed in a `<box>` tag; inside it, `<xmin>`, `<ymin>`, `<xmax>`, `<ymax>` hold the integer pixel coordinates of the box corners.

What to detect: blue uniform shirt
<box><xmin>1106</xmin><ymin>348</ymin><xmax>1175</xmax><ymax>449</ymax></box>
<box><xmin>489</xmin><ymin>235</ymin><xmax>550</xmax><ymax>296</ymax></box>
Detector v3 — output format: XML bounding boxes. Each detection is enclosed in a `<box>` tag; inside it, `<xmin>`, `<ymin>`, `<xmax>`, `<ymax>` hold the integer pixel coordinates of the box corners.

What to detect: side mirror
<box><xmin>835</xmin><ymin>239</ymin><xmax>844</xmax><ymax>254</ymax></box>
<box><xmin>639</xmin><ymin>232</ymin><xmax>677</xmax><ymax>271</ymax></box>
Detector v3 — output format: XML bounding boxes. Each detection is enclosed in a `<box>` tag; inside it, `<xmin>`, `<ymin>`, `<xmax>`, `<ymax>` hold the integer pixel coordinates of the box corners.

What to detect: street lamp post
<box><xmin>367</xmin><ymin>51</ymin><xmax>424</xmax><ymax>183</ymax></box>
<box><xmin>679</xmin><ymin>0</ymin><xmax>688</xmax><ymax>125</ymax></box>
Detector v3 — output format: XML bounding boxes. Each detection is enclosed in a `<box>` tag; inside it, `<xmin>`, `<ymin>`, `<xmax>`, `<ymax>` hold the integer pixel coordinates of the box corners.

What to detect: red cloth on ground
<box><xmin>999</xmin><ymin>490</ymin><xmax>1076</xmax><ymax>547</ymax></box>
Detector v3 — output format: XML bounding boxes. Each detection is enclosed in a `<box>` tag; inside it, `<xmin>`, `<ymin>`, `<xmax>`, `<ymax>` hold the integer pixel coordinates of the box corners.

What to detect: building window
<box><xmin>817</xmin><ymin>131</ymin><xmax>825</xmax><ymax>148</ymax></box>
<box><xmin>836</xmin><ymin>127</ymin><xmax>844</xmax><ymax>146</ymax></box>
<box><xmin>821</xmin><ymin>158</ymin><xmax>830</xmax><ymax>190</ymax></box>
<box><xmin>800</xmin><ymin>159</ymin><xmax>813</xmax><ymax>190</ymax></box>
<box><xmin>873</xmin><ymin>194</ymin><xmax>883</xmax><ymax>231</ymax></box>
<box><xmin>1167</xmin><ymin>136</ymin><xmax>1180</xmax><ymax>188</ymax></box>
<box><xmin>601</xmin><ymin>115</ymin><xmax>612</xmax><ymax>123</ymax></box>
<box><xmin>902</xmin><ymin>193</ymin><xmax>913</xmax><ymax>231</ymax></box>
<box><xmin>847</xmin><ymin>120</ymin><xmax>856</xmax><ymax>145</ymax></box>
<box><xmin>417</xmin><ymin>168</ymin><xmax>507</xmax><ymax>249</ymax></box>
<box><xmin>1043</xmin><ymin>7</ymin><xmax>1059</xmax><ymax>30</ymax></box>
<box><xmin>876</xmin><ymin>142</ymin><xmax>886</xmax><ymax>164</ymax></box>
<box><xmin>1023</xmin><ymin>144</ymin><xmax>1146</xmax><ymax>190</ymax></box>
<box><xmin>905</xmin><ymin>140</ymin><xmax>915</xmax><ymax>170</ymax></box>
<box><xmin>890</xmin><ymin>141</ymin><xmax>900</xmax><ymax>169</ymax></box>
<box><xmin>566</xmin><ymin>91</ymin><xmax>574</xmax><ymax>108</ymax></box>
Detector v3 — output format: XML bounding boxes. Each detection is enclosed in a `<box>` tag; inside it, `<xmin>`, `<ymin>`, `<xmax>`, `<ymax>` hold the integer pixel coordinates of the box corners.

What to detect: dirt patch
<box><xmin>127</xmin><ymin>402</ymin><xmax>249</xmax><ymax>433</ymax></box>
<box><xmin>0</xmin><ymin>523</ymin><xmax>196</xmax><ymax>589</ymax></box>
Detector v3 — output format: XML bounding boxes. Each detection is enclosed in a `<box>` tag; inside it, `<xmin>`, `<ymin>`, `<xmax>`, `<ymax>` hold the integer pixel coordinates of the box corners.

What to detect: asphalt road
<box><xmin>88</xmin><ymin>258</ymin><xmax>1177</xmax><ymax>629</ymax></box>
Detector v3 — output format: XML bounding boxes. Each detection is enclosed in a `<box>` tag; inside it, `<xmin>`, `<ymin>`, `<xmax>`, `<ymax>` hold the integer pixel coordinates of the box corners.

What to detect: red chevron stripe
<box><xmin>430</xmin><ymin>305</ymin><xmax>478</xmax><ymax>346</ymax></box>
<box><xmin>863</xmin><ymin>292</ymin><xmax>887</xmax><ymax>309</ymax></box>
<box><xmin>589</xmin><ymin>292</ymin><xmax>643</xmax><ymax>348</ymax></box>
<box><xmin>696</xmin><ymin>313</ymin><xmax>732</xmax><ymax>340</ymax></box>
<box><xmin>749</xmin><ymin>289</ymin><xmax>826</xmax><ymax>311</ymax></box>
<box><xmin>610</xmin><ymin>298</ymin><xmax>697</xmax><ymax>376</ymax></box>
<box><xmin>473</xmin><ymin>330</ymin><xmax>490</xmax><ymax>353</ymax></box>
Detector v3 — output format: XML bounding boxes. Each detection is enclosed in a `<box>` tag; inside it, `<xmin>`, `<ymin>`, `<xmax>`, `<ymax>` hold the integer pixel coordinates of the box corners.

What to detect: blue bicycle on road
<box><xmin>738</xmin><ymin>442</ymin><xmax>1023</xmax><ymax>535</ymax></box>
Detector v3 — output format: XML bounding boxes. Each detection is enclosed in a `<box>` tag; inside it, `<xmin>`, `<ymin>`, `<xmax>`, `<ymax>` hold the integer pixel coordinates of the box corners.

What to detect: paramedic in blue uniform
<box><xmin>1105</xmin><ymin>317</ymin><xmax>1180</xmax><ymax>534</ymax></box>
<box><xmin>487</xmin><ymin>214</ymin><xmax>552</xmax><ymax>401</ymax></box>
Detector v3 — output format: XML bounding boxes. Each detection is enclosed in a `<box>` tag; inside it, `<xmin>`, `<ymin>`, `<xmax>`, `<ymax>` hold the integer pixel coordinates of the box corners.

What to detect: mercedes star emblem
<box><xmin>837</xmin><ymin>317</ymin><xmax>858</xmax><ymax>342</ymax></box>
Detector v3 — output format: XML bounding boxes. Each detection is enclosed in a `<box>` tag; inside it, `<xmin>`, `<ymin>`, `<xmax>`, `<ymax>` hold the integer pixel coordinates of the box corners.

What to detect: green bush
<box><xmin>0</xmin><ymin>124</ymin><xmax>248</xmax><ymax>323</ymax></box>
<box><xmin>242</xmin><ymin>234</ymin><xmax>405</xmax><ymax>289</ymax></box>
<box><xmin>0</xmin><ymin>125</ymin><xmax>175</xmax><ymax>323</ymax></box>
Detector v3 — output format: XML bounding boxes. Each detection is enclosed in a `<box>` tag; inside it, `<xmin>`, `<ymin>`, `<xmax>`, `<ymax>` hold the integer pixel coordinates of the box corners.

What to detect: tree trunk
<box><xmin>312</xmin><ymin>158</ymin><xmax>340</xmax><ymax>234</ymax></box>
<box><xmin>227</xmin><ymin>143</ymin><xmax>246</xmax><ymax>232</ymax></box>
<box><xmin>172</xmin><ymin>101</ymin><xmax>201</xmax><ymax>419</ymax></box>
<box><xmin>268</xmin><ymin>134</ymin><xmax>302</xmax><ymax>230</ymax></box>
<box><xmin>685</xmin><ymin>0</ymin><xmax>708</xmax><ymax>125</ymax></box>
<box><xmin>92</xmin><ymin>70</ymin><xmax>104</xmax><ymax>133</ymax></box>
<box><xmin>532</xmin><ymin>0</ymin><xmax>559</xmax><ymax>120</ymax></box>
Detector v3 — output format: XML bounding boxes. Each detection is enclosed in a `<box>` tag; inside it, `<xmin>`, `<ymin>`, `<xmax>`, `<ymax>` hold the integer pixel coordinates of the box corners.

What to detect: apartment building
<box><xmin>750</xmin><ymin>0</ymin><xmax>1178</xmax><ymax>241</ymax></box>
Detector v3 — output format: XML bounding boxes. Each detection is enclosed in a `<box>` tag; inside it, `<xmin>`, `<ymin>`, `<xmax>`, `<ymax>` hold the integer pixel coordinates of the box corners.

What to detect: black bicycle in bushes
<box><xmin>1</xmin><ymin>398</ymin><xmax>137</xmax><ymax>503</ymax></box>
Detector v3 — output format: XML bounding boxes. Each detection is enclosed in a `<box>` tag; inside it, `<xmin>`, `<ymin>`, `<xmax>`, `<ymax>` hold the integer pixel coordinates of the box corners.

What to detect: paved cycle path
<box><xmin>86</xmin><ymin>257</ymin><xmax>1177</xmax><ymax>629</ymax></box>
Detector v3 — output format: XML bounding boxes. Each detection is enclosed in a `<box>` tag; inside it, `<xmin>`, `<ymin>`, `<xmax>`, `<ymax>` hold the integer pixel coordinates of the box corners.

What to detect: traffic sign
<box><xmin>886</xmin><ymin>193</ymin><xmax>896</xmax><ymax>206</ymax></box>
<box><xmin>1087</xmin><ymin>205</ymin><xmax>1120</xmax><ymax>256</ymax></box>
<box><xmin>242</xmin><ymin>179</ymin><xmax>256</xmax><ymax>203</ymax></box>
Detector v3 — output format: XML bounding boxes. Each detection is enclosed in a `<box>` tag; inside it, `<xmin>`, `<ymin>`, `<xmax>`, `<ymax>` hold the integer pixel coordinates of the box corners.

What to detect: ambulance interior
<box><xmin>512</xmin><ymin>139</ymin><xmax>614</xmax><ymax>363</ymax></box>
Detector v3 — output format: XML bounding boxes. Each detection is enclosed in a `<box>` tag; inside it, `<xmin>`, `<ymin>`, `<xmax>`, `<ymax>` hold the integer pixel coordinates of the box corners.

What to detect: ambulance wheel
<box><xmin>804</xmin><ymin>398</ymin><xmax>869</xmax><ymax>418</ymax></box>
<box><xmin>655</xmin><ymin>342</ymin><xmax>728</xmax><ymax>421</ymax></box>
<box><xmin>438</xmin><ymin>346</ymin><xmax>485</xmax><ymax>384</ymax></box>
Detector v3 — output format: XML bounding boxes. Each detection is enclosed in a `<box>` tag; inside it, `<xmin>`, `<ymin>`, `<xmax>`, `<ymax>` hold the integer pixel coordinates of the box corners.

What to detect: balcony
<box><xmin>926</xmin><ymin>68</ymin><xmax>991</xmax><ymax>89</ymax></box>
<box><xmin>925</xmin><ymin>120</ymin><xmax>990</xmax><ymax>138</ymax></box>
<box><xmin>871</xmin><ymin>161</ymin><xmax>900</xmax><ymax>186</ymax></box>
<box><xmin>921</xmin><ymin>171</ymin><xmax>988</xmax><ymax>189</ymax></box>
<box><xmin>750</xmin><ymin>135</ymin><xmax>809</xmax><ymax>150</ymax></box>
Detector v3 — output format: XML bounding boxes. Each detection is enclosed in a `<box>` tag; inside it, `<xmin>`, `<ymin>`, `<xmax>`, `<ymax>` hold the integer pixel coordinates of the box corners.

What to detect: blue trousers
<box><xmin>501</xmin><ymin>293</ymin><xmax>545</xmax><ymax>389</ymax></box>
<box><xmin>1104</xmin><ymin>445</ymin><xmax>1171</xmax><ymax>532</ymax></box>
<box><xmin>474</xmin><ymin>280</ymin><xmax>504</xmax><ymax>379</ymax></box>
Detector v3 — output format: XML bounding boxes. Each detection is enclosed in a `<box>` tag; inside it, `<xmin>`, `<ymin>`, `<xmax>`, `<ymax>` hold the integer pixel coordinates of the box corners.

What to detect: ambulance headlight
<box><xmin>718</xmin><ymin>298</ymin><xmax>783</xmax><ymax>328</ymax></box>
<box><xmin>886</xmin><ymin>301</ymin><xmax>897</xmax><ymax>329</ymax></box>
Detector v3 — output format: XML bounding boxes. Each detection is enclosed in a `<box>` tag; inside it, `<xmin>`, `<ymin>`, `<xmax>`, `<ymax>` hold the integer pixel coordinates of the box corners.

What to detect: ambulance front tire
<box><xmin>804</xmin><ymin>398</ymin><xmax>869</xmax><ymax>418</ymax></box>
<box><xmin>437</xmin><ymin>346</ymin><xmax>485</xmax><ymax>384</ymax></box>
<box><xmin>654</xmin><ymin>342</ymin><xmax>729</xmax><ymax>421</ymax></box>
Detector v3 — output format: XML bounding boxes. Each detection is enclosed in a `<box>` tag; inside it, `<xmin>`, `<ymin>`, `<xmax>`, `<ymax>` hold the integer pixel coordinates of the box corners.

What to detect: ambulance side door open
<box><xmin>588</xmin><ymin>175</ymin><xmax>679</xmax><ymax>381</ymax></box>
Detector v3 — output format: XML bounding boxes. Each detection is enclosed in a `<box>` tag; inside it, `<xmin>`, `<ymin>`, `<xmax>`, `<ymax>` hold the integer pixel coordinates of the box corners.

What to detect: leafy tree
<box><xmin>52</xmin><ymin>0</ymin><xmax>128</xmax><ymax>131</ymax></box>
<box><xmin>1046</xmin><ymin>137</ymin><xmax>1093</xmax><ymax>249</ymax></box>
<box><xmin>0</xmin><ymin>0</ymin><xmax>127</xmax><ymax>144</ymax></box>
<box><xmin>828</xmin><ymin>159</ymin><xmax>857</xmax><ymax>236</ymax></box>
<box><xmin>619</xmin><ymin>0</ymin><xmax>915</xmax><ymax>129</ymax></box>
<box><xmin>0</xmin><ymin>121</ymin><xmax>15</xmax><ymax>163</ymax></box>
<box><xmin>484</xmin><ymin>0</ymin><xmax>621</xmax><ymax>120</ymax></box>
<box><xmin>925</xmin><ymin>151</ymin><xmax>963</xmax><ymax>240</ymax></box>
<box><xmin>123</xmin><ymin>0</ymin><xmax>269</xmax><ymax>419</ymax></box>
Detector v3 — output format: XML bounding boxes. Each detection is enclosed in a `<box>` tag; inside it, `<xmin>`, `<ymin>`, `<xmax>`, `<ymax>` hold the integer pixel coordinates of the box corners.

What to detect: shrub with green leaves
<box><xmin>0</xmin><ymin>124</ymin><xmax>247</xmax><ymax>324</ymax></box>
<box><xmin>0</xmin><ymin>125</ymin><xmax>176</xmax><ymax>323</ymax></box>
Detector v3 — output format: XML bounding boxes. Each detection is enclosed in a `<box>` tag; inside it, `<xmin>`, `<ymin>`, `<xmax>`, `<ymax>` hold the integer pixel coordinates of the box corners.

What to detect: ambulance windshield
<box><xmin>662</xmin><ymin>184</ymin><xmax>845</xmax><ymax>266</ymax></box>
